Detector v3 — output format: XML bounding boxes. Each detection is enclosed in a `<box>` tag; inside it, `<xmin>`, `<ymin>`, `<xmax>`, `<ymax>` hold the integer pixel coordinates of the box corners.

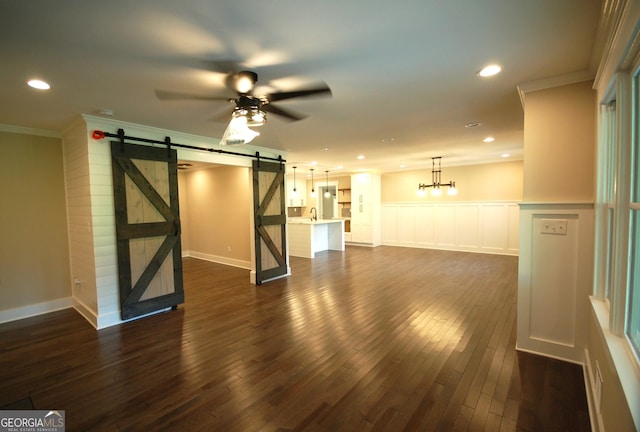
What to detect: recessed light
<box><xmin>382</xmin><ymin>137</ymin><xmax>395</xmax><ymax>143</ymax></box>
<box><xmin>357</xmin><ymin>155</ymin><xmax>365</xmax><ymax>160</ymax></box>
<box><xmin>322</xmin><ymin>148</ymin><xmax>329</xmax><ymax>152</ymax></box>
<box><xmin>483</xmin><ymin>136</ymin><xmax>495</xmax><ymax>143</ymax></box>
<box><xmin>310</xmin><ymin>161</ymin><xmax>318</xmax><ymax>165</ymax></box>
<box><xmin>27</xmin><ymin>79</ymin><xmax>50</xmax><ymax>90</ymax></box>
<box><xmin>465</xmin><ymin>122</ymin><xmax>482</xmax><ymax>128</ymax></box>
<box><xmin>477</xmin><ymin>64</ymin><xmax>502</xmax><ymax>77</ymax></box>
<box><xmin>400</xmin><ymin>164</ymin><xmax>406</xmax><ymax>168</ymax></box>
<box><xmin>501</xmin><ymin>153</ymin><xmax>510</xmax><ymax>158</ymax></box>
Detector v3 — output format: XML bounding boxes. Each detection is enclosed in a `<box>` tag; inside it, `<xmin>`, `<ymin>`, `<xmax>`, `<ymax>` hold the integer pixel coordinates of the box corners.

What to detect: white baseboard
<box><xmin>0</xmin><ymin>297</ymin><xmax>73</xmax><ymax>324</ymax></box>
<box><xmin>382</xmin><ymin>241</ymin><xmax>518</xmax><ymax>256</ymax></box>
<box><xmin>186</xmin><ymin>251</ymin><xmax>251</xmax><ymax>269</ymax></box>
<box><xmin>93</xmin><ymin>307</ymin><xmax>171</xmax><ymax>329</ymax></box>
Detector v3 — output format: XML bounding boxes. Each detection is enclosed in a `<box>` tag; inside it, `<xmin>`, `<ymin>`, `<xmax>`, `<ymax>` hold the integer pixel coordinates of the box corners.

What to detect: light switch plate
<box><xmin>541</xmin><ymin>219</ymin><xmax>568</xmax><ymax>235</ymax></box>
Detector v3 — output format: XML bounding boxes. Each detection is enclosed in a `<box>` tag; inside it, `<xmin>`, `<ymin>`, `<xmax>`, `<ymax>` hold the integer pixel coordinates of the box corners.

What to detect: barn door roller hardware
<box><xmin>91</xmin><ymin>129</ymin><xmax>286</xmax><ymax>163</ymax></box>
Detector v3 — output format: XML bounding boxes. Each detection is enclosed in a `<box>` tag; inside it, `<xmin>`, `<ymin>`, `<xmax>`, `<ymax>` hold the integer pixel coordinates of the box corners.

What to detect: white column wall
<box><xmin>517</xmin><ymin>203</ymin><xmax>594</xmax><ymax>363</ymax></box>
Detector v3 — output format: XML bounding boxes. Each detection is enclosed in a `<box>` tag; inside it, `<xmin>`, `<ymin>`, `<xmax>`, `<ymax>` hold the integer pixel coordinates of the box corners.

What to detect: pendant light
<box><xmin>310</xmin><ymin>168</ymin><xmax>316</xmax><ymax>197</ymax></box>
<box><xmin>291</xmin><ymin>166</ymin><xmax>298</xmax><ymax>197</ymax></box>
<box><xmin>324</xmin><ymin>170</ymin><xmax>331</xmax><ymax>198</ymax></box>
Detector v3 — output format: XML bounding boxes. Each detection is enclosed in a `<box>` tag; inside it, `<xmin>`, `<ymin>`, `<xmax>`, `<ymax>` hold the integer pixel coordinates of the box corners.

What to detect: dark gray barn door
<box><xmin>111</xmin><ymin>142</ymin><xmax>184</xmax><ymax>320</ymax></box>
<box><xmin>253</xmin><ymin>160</ymin><xmax>287</xmax><ymax>284</ymax></box>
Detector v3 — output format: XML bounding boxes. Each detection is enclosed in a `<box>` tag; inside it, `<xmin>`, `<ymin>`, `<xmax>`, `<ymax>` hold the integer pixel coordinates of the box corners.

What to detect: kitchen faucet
<box><xmin>310</xmin><ymin>207</ymin><xmax>317</xmax><ymax>221</ymax></box>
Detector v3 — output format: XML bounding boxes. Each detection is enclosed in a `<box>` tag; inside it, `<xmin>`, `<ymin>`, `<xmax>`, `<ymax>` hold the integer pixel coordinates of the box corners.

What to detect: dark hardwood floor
<box><xmin>0</xmin><ymin>246</ymin><xmax>590</xmax><ymax>431</ymax></box>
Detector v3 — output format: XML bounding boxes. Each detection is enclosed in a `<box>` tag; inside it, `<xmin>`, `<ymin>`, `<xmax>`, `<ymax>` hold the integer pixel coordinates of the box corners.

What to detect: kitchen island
<box><xmin>287</xmin><ymin>218</ymin><xmax>345</xmax><ymax>258</ymax></box>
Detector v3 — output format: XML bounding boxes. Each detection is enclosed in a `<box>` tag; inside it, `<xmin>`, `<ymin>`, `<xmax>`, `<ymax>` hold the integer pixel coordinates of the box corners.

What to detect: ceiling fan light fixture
<box><xmin>235</xmin><ymin>71</ymin><xmax>258</xmax><ymax>93</ymax></box>
<box><xmin>233</xmin><ymin>107</ymin><xmax>267</xmax><ymax>127</ymax></box>
<box><xmin>220</xmin><ymin>115</ymin><xmax>260</xmax><ymax>146</ymax></box>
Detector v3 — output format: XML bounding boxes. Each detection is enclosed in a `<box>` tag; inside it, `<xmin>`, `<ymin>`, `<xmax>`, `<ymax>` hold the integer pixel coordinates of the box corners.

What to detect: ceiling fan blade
<box><xmin>265</xmin><ymin>84</ymin><xmax>332</xmax><ymax>103</ymax></box>
<box><xmin>210</xmin><ymin>106</ymin><xmax>235</xmax><ymax>123</ymax></box>
<box><xmin>155</xmin><ymin>89</ymin><xmax>231</xmax><ymax>101</ymax></box>
<box><xmin>202</xmin><ymin>59</ymin><xmax>241</xmax><ymax>74</ymax></box>
<box><xmin>262</xmin><ymin>104</ymin><xmax>308</xmax><ymax>122</ymax></box>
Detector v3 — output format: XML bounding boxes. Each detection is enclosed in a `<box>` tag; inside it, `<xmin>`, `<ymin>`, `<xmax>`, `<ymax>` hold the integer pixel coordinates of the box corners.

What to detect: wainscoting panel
<box><xmin>481</xmin><ymin>204</ymin><xmax>507</xmax><ymax>251</ymax></box>
<box><xmin>436</xmin><ymin>205</ymin><xmax>456</xmax><ymax>247</ymax></box>
<box><xmin>397</xmin><ymin>206</ymin><xmax>416</xmax><ymax>245</ymax></box>
<box><xmin>456</xmin><ymin>205</ymin><xmax>480</xmax><ymax>249</ymax></box>
<box><xmin>382</xmin><ymin>202</ymin><xmax>519</xmax><ymax>255</ymax></box>
<box><xmin>529</xmin><ymin>214</ymin><xmax>579</xmax><ymax>347</ymax></box>
<box><xmin>416</xmin><ymin>206</ymin><xmax>435</xmax><ymax>245</ymax></box>
<box><xmin>517</xmin><ymin>203</ymin><xmax>594</xmax><ymax>364</ymax></box>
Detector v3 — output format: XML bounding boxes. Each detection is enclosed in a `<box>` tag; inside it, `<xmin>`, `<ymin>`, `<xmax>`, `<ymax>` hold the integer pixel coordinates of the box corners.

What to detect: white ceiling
<box><xmin>0</xmin><ymin>0</ymin><xmax>602</xmax><ymax>175</ymax></box>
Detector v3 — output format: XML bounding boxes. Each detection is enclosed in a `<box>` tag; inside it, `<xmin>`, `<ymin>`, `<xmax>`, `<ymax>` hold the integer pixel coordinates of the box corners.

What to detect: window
<box><xmin>629</xmin><ymin>210</ymin><xmax>640</xmax><ymax>355</ymax></box>
<box><xmin>628</xmin><ymin>68</ymin><xmax>640</xmax><ymax>357</ymax></box>
<box><xmin>592</xmin><ymin>4</ymin><xmax>640</xmax><ymax>424</ymax></box>
<box><xmin>602</xmin><ymin>102</ymin><xmax>616</xmax><ymax>303</ymax></box>
<box><xmin>595</xmin><ymin>68</ymin><xmax>640</xmax><ymax>362</ymax></box>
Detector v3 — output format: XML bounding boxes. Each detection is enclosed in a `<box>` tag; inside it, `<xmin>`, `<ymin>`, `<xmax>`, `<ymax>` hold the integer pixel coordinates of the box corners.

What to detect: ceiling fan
<box><xmin>155</xmin><ymin>64</ymin><xmax>332</xmax><ymax>126</ymax></box>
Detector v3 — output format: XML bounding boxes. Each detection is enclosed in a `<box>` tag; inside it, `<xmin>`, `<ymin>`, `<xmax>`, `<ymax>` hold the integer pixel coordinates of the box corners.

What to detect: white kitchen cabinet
<box><xmin>349</xmin><ymin>173</ymin><xmax>381</xmax><ymax>246</ymax></box>
<box><xmin>286</xmin><ymin>175</ymin><xmax>307</xmax><ymax>207</ymax></box>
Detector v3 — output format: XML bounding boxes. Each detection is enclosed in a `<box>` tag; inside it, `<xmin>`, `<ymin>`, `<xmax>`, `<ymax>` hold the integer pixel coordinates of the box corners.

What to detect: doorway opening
<box><xmin>318</xmin><ymin>182</ymin><xmax>339</xmax><ymax>220</ymax></box>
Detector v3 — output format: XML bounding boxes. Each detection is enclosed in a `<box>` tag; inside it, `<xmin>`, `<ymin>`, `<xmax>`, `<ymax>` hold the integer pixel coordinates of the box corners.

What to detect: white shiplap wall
<box><xmin>382</xmin><ymin>202</ymin><xmax>519</xmax><ymax>255</ymax></box>
<box><xmin>62</xmin><ymin>119</ymin><xmax>100</xmax><ymax>326</ymax></box>
<box><xmin>87</xmin><ymin>131</ymin><xmax>120</xmax><ymax>328</ymax></box>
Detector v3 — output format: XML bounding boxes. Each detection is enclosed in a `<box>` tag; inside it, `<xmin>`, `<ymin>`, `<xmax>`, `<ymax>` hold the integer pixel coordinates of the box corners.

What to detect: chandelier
<box><xmin>417</xmin><ymin>157</ymin><xmax>457</xmax><ymax>197</ymax></box>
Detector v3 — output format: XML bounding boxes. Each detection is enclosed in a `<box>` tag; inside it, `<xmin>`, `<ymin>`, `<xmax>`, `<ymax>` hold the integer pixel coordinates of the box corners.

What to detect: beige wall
<box><xmin>523</xmin><ymin>81</ymin><xmax>596</xmax><ymax>202</ymax></box>
<box><xmin>177</xmin><ymin>170</ymin><xmax>190</xmax><ymax>254</ymax></box>
<box><xmin>382</xmin><ymin>160</ymin><xmax>523</xmax><ymax>202</ymax></box>
<box><xmin>179</xmin><ymin>165</ymin><xmax>251</xmax><ymax>262</ymax></box>
<box><xmin>0</xmin><ymin>131</ymin><xmax>71</xmax><ymax>311</ymax></box>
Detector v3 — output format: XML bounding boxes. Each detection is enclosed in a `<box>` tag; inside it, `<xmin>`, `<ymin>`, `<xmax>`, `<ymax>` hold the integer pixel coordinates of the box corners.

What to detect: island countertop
<box><xmin>287</xmin><ymin>218</ymin><xmax>344</xmax><ymax>225</ymax></box>
<box><xmin>287</xmin><ymin>219</ymin><xmax>345</xmax><ymax>258</ymax></box>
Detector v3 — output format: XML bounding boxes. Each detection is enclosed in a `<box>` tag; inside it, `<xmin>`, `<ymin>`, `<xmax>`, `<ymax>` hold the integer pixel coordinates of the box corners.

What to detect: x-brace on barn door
<box><xmin>111</xmin><ymin>141</ymin><xmax>184</xmax><ymax>320</ymax></box>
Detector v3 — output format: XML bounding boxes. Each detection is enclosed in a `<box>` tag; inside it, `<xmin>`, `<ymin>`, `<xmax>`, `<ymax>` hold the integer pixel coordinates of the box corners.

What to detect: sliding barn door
<box><xmin>111</xmin><ymin>142</ymin><xmax>184</xmax><ymax>320</ymax></box>
<box><xmin>253</xmin><ymin>160</ymin><xmax>287</xmax><ymax>284</ymax></box>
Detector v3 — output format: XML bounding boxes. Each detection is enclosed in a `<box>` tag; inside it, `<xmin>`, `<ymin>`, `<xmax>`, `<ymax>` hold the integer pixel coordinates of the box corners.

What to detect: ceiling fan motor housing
<box><xmin>234</xmin><ymin>95</ymin><xmax>266</xmax><ymax>126</ymax></box>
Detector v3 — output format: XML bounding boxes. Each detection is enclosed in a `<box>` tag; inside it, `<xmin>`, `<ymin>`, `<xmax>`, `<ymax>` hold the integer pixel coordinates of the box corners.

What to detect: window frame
<box><xmin>626</xmin><ymin>65</ymin><xmax>640</xmax><ymax>358</ymax></box>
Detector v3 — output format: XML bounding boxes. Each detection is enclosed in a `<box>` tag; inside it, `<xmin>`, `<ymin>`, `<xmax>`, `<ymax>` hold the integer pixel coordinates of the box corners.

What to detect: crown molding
<box><xmin>516</xmin><ymin>70</ymin><xmax>595</xmax><ymax>109</ymax></box>
<box><xmin>0</xmin><ymin>123</ymin><xmax>61</xmax><ymax>138</ymax></box>
<box><xmin>594</xmin><ymin>0</ymin><xmax>640</xmax><ymax>92</ymax></box>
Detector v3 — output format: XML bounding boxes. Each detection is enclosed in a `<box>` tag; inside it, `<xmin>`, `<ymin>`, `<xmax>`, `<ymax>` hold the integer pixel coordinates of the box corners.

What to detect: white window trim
<box><xmin>610</xmin><ymin>72</ymin><xmax>632</xmax><ymax>336</ymax></box>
